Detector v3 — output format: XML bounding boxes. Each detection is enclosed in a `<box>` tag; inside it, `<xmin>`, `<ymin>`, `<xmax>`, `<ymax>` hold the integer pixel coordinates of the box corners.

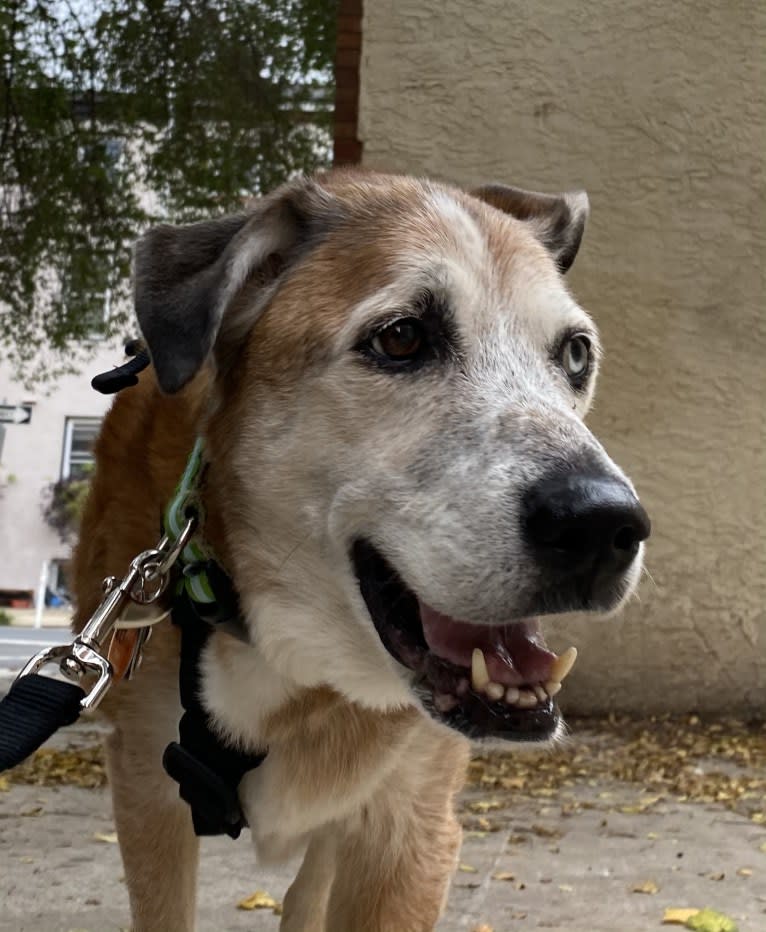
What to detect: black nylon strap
<box><xmin>0</xmin><ymin>674</ymin><xmax>85</xmax><ymax>772</ymax></box>
<box><xmin>162</xmin><ymin>590</ymin><xmax>266</xmax><ymax>838</ymax></box>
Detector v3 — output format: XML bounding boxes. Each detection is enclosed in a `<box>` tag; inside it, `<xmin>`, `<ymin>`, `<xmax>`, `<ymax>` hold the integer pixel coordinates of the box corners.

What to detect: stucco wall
<box><xmin>359</xmin><ymin>1</ymin><xmax>766</xmax><ymax>714</ymax></box>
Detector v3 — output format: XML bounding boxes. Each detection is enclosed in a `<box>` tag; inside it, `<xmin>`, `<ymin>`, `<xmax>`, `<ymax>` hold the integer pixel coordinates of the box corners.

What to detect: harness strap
<box><xmin>162</xmin><ymin>590</ymin><xmax>266</xmax><ymax>838</ymax></box>
<box><xmin>0</xmin><ymin>675</ymin><xmax>85</xmax><ymax>772</ymax></box>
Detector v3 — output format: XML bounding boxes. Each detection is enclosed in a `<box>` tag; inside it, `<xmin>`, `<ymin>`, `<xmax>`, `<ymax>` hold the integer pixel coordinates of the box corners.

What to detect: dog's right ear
<box><xmin>134</xmin><ymin>178</ymin><xmax>336</xmax><ymax>394</ymax></box>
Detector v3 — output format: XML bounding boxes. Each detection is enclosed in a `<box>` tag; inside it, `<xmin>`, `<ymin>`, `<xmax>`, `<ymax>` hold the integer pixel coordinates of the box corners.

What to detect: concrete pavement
<box><xmin>0</xmin><ymin>625</ymin><xmax>71</xmax><ymax>676</ymax></box>
<box><xmin>1</xmin><ymin>714</ymin><xmax>763</xmax><ymax>932</ymax></box>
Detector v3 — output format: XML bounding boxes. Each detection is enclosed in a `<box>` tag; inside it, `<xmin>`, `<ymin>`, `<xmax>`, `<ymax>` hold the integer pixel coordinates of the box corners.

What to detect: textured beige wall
<box><xmin>359</xmin><ymin>1</ymin><xmax>766</xmax><ymax>714</ymax></box>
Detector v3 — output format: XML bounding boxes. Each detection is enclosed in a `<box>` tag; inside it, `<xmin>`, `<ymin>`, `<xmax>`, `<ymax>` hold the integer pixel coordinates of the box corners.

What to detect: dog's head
<box><xmin>135</xmin><ymin>171</ymin><xmax>649</xmax><ymax>745</ymax></box>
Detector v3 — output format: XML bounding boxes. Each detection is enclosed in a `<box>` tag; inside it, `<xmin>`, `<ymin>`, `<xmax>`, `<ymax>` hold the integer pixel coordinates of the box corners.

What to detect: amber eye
<box><xmin>560</xmin><ymin>334</ymin><xmax>591</xmax><ymax>382</ymax></box>
<box><xmin>370</xmin><ymin>318</ymin><xmax>424</xmax><ymax>361</ymax></box>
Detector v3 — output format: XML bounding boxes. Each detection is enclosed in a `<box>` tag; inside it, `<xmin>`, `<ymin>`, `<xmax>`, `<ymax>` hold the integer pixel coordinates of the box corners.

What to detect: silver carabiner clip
<box><xmin>13</xmin><ymin>514</ymin><xmax>197</xmax><ymax>711</ymax></box>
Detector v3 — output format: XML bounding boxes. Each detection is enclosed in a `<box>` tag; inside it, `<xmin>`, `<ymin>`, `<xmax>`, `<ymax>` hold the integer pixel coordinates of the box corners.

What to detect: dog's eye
<box><xmin>560</xmin><ymin>334</ymin><xmax>591</xmax><ymax>382</ymax></box>
<box><xmin>370</xmin><ymin>318</ymin><xmax>423</xmax><ymax>361</ymax></box>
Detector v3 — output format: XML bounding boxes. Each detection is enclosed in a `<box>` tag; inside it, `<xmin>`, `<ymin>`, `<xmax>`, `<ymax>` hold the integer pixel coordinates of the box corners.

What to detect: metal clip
<box><xmin>13</xmin><ymin>514</ymin><xmax>197</xmax><ymax>710</ymax></box>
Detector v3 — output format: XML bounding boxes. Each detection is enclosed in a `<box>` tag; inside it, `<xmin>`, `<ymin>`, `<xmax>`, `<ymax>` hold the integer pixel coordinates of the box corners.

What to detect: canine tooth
<box><xmin>545</xmin><ymin>681</ymin><xmax>562</xmax><ymax>698</ymax></box>
<box><xmin>471</xmin><ymin>648</ymin><xmax>490</xmax><ymax>691</ymax></box>
<box><xmin>550</xmin><ymin>646</ymin><xmax>578</xmax><ymax>683</ymax></box>
<box><xmin>517</xmin><ymin>688</ymin><xmax>538</xmax><ymax>708</ymax></box>
<box><xmin>434</xmin><ymin>693</ymin><xmax>459</xmax><ymax>713</ymax></box>
<box><xmin>486</xmin><ymin>681</ymin><xmax>505</xmax><ymax>701</ymax></box>
<box><xmin>505</xmin><ymin>686</ymin><xmax>520</xmax><ymax>704</ymax></box>
<box><xmin>533</xmin><ymin>684</ymin><xmax>547</xmax><ymax>703</ymax></box>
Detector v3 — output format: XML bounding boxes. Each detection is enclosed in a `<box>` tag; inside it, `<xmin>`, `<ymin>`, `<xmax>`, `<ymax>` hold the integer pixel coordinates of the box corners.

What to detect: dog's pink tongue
<box><xmin>419</xmin><ymin>605</ymin><xmax>556</xmax><ymax>687</ymax></box>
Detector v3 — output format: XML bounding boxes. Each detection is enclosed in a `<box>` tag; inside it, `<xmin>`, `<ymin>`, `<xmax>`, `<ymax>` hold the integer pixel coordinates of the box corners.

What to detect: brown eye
<box><xmin>371</xmin><ymin>318</ymin><xmax>423</xmax><ymax>360</ymax></box>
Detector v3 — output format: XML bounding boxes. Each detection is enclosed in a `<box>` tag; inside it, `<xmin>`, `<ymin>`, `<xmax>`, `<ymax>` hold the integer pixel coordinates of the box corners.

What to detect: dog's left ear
<box><xmin>470</xmin><ymin>184</ymin><xmax>589</xmax><ymax>273</ymax></box>
<box><xmin>134</xmin><ymin>177</ymin><xmax>338</xmax><ymax>394</ymax></box>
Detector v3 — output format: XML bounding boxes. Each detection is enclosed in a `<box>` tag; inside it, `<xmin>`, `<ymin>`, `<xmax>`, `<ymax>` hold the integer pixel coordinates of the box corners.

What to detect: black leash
<box><xmin>0</xmin><ymin>675</ymin><xmax>85</xmax><ymax>771</ymax></box>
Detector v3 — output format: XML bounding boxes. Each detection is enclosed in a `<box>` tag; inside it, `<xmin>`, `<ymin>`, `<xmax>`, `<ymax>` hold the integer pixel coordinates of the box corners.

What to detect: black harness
<box><xmin>0</xmin><ymin>345</ymin><xmax>266</xmax><ymax>838</ymax></box>
<box><xmin>163</xmin><ymin>576</ymin><xmax>266</xmax><ymax>839</ymax></box>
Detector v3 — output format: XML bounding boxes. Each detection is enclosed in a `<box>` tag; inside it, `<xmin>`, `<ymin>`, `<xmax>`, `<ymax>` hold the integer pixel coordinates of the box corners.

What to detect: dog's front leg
<box><xmin>279</xmin><ymin>830</ymin><xmax>337</xmax><ymax>932</ymax></box>
<box><xmin>324</xmin><ymin>725</ymin><xmax>469</xmax><ymax>932</ymax></box>
<box><xmin>103</xmin><ymin>635</ymin><xmax>200</xmax><ymax>932</ymax></box>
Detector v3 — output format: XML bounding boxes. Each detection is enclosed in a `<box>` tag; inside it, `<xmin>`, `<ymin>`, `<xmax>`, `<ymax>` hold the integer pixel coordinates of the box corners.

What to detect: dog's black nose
<box><xmin>523</xmin><ymin>474</ymin><xmax>651</xmax><ymax>579</ymax></box>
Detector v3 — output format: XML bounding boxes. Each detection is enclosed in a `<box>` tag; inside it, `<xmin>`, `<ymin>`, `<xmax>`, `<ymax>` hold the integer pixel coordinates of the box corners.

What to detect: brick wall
<box><xmin>333</xmin><ymin>0</ymin><xmax>363</xmax><ymax>165</ymax></box>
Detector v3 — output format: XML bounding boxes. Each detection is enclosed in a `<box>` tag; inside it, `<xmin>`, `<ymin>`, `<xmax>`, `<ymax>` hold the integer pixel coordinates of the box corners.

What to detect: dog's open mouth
<box><xmin>352</xmin><ymin>540</ymin><xmax>575</xmax><ymax>742</ymax></box>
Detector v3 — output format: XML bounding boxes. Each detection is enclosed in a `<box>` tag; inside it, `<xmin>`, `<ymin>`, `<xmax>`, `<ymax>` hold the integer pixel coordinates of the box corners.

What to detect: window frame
<box><xmin>60</xmin><ymin>416</ymin><xmax>101</xmax><ymax>481</ymax></box>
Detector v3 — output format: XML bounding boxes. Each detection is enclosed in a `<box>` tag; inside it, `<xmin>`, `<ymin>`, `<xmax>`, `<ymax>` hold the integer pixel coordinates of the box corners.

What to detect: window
<box><xmin>61</xmin><ymin>417</ymin><xmax>101</xmax><ymax>480</ymax></box>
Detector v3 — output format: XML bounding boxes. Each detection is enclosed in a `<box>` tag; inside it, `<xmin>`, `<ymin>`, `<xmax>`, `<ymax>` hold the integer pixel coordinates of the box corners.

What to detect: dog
<box><xmin>72</xmin><ymin>169</ymin><xmax>649</xmax><ymax>932</ymax></box>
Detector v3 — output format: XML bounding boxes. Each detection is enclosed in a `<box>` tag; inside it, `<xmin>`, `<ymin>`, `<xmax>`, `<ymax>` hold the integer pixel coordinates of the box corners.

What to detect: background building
<box><xmin>335</xmin><ymin>0</ymin><xmax>765</xmax><ymax>715</ymax></box>
<box><xmin>0</xmin><ymin>343</ymin><xmax>119</xmax><ymax>606</ymax></box>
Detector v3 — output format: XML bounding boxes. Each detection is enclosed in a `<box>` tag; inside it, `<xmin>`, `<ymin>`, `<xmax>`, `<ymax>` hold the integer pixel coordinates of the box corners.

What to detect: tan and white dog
<box><xmin>72</xmin><ymin>170</ymin><xmax>649</xmax><ymax>932</ymax></box>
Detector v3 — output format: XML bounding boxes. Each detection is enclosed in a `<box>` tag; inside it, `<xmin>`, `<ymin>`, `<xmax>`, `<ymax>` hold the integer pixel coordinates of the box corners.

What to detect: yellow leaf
<box><xmin>684</xmin><ymin>908</ymin><xmax>739</xmax><ymax>932</ymax></box>
<box><xmin>468</xmin><ymin>799</ymin><xmax>503</xmax><ymax>813</ymax></box>
<box><xmin>736</xmin><ymin>867</ymin><xmax>752</xmax><ymax>877</ymax></box>
<box><xmin>471</xmin><ymin>925</ymin><xmax>494</xmax><ymax>932</ymax></box>
<box><xmin>459</xmin><ymin>863</ymin><xmax>478</xmax><ymax>873</ymax></box>
<box><xmin>491</xmin><ymin>871</ymin><xmax>515</xmax><ymax>882</ymax></box>
<box><xmin>93</xmin><ymin>832</ymin><xmax>118</xmax><ymax>844</ymax></box>
<box><xmin>20</xmin><ymin>806</ymin><xmax>43</xmax><ymax>817</ymax></box>
<box><xmin>663</xmin><ymin>908</ymin><xmax>700</xmax><ymax>925</ymax></box>
<box><xmin>751</xmin><ymin>812</ymin><xmax>766</xmax><ymax>824</ymax></box>
<box><xmin>759</xmin><ymin>841</ymin><xmax>766</xmax><ymax>854</ymax></box>
<box><xmin>632</xmin><ymin>879</ymin><xmax>659</xmax><ymax>894</ymax></box>
<box><xmin>237</xmin><ymin>890</ymin><xmax>280</xmax><ymax>911</ymax></box>
<box><xmin>558</xmin><ymin>883</ymin><xmax>574</xmax><ymax>892</ymax></box>
<box><xmin>0</xmin><ymin>775</ymin><xmax>10</xmax><ymax>792</ymax></box>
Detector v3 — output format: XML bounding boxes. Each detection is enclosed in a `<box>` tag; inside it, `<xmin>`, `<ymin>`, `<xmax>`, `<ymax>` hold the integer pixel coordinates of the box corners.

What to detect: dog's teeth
<box><xmin>517</xmin><ymin>688</ymin><xmax>538</xmax><ymax>708</ymax></box>
<box><xmin>550</xmin><ymin>646</ymin><xmax>578</xmax><ymax>683</ymax></box>
<box><xmin>486</xmin><ymin>681</ymin><xmax>505</xmax><ymax>701</ymax></box>
<box><xmin>471</xmin><ymin>648</ymin><xmax>490</xmax><ymax>691</ymax></box>
<box><xmin>545</xmin><ymin>681</ymin><xmax>562</xmax><ymax>697</ymax></box>
<box><xmin>504</xmin><ymin>686</ymin><xmax>520</xmax><ymax>704</ymax></box>
<box><xmin>533</xmin><ymin>684</ymin><xmax>548</xmax><ymax>703</ymax></box>
<box><xmin>434</xmin><ymin>693</ymin><xmax>459</xmax><ymax>713</ymax></box>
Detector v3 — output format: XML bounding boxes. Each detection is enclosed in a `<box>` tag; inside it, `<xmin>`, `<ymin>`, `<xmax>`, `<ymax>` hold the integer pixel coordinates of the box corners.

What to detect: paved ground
<box><xmin>1</xmin><ymin>699</ymin><xmax>764</xmax><ymax>932</ymax></box>
<box><xmin>0</xmin><ymin>625</ymin><xmax>71</xmax><ymax>676</ymax></box>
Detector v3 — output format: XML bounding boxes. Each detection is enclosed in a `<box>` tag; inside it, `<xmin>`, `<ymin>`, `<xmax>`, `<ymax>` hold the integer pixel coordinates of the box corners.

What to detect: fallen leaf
<box><xmin>632</xmin><ymin>879</ymin><xmax>659</xmax><ymax>894</ymax></box>
<box><xmin>93</xmin><ymin>832</ymin><xmax>118</xmax><ymax>844</ymax></box>
<box><xmin>0</xmin><ymin>775</ymin><xmax>10</xmax><ymax>792</ymax></box>
<box><xmin>19</xmin><ymin>856</ymin><xmax>35</xmax><ymax>864</ymax></box>
<box><xmin>663</xmin><ymin>908</ymin><xmax>700</xmax><ymax>925</ymax></box>
<box><xmin>558</xmin><ymin>883</ymin><xmax>574</xmax><ymax>892</ymax></box>
<box><xmin>707</xmin><ymin>872</ymin><xmax>725</xmax><ymax>882</ymax></box>
<box><xmin>237</xmin><ymin>890</ymin><xmax>280</xmax><ymax>912</ymax></box>
<box><xmin>471</xmin><ymin>925</ymin><xmax>494</xmax><ymax>932</ymax></box>
<box><xmin>468</xmin><ymin>799</ymin><xmax>504</xmax><ymax>813</ymax></box>
<box><xmin>759</xmin><ymin>841</ymin><xmax>766</xmax><ymax>854</ymax></box>
<box><xmin>491</xmin><ymin>871</ymin><xmax>515</xmax><ymax>882</ymax></box>
<box><xmin>684</xmin><ymin>908</ymin><xmax>739</xmax><ymax>932</ymax></box>
<box><xmin>20</xmin><ymin>806</ymin><xmax>43</xmax><ymax>817</ymax></box>
<box><xmin>459</xmin><ymin>863</ymin><xmax>478</xmax><ymax>873</ymax></box>
<box><xmin>736</xmin><ymin>867</ymin><xmax>752</xmax><ymax>877</ymax></box>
